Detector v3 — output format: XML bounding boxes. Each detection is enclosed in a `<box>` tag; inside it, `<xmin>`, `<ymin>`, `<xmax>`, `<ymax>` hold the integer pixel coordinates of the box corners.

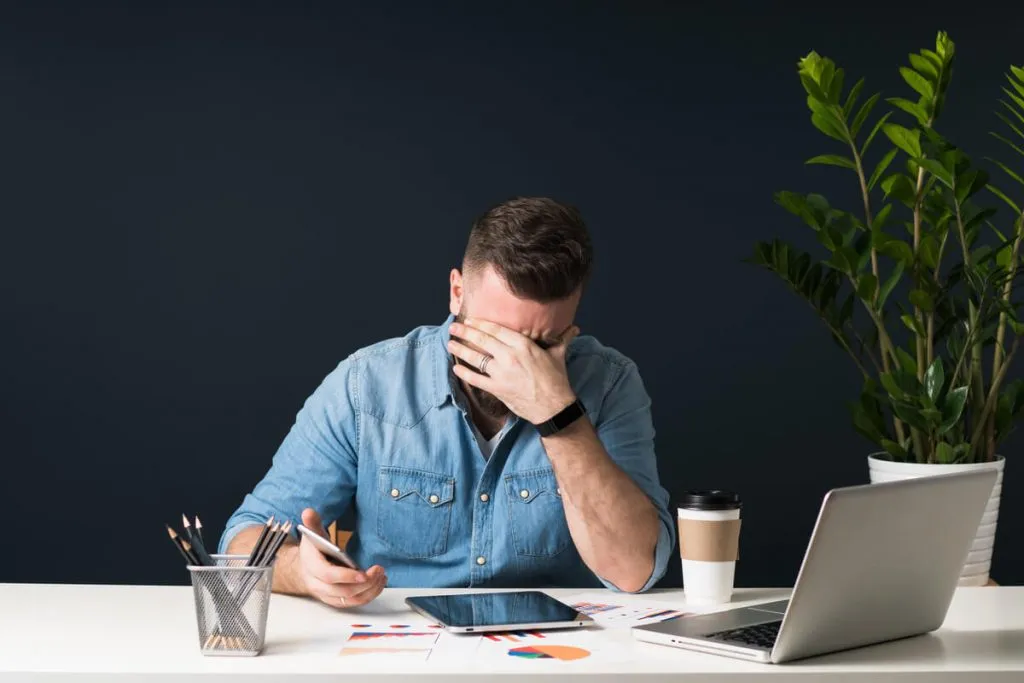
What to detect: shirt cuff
<box><xmin>598</xmin><ymin>515</ymin><xmax>674</xmax><ymax>593</ymax></box>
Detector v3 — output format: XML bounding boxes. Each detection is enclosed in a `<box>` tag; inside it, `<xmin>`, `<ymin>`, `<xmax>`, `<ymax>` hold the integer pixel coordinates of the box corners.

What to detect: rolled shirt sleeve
<box><xmin>218</xmin><ymin>358</ymin><xmax>360</xmax><ymax>553</ymax></box>
<box><xmin>590</xmin><ymin>360</ymin><xmax>676</xmax><ymax>592</ymax></box>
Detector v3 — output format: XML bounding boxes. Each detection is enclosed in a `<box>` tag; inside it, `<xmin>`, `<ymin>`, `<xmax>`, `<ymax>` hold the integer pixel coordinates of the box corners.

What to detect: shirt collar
<box><xmin>433</xmin><ymin>313</ymin><xmax>458</xmax><ymax>408</ymax></box>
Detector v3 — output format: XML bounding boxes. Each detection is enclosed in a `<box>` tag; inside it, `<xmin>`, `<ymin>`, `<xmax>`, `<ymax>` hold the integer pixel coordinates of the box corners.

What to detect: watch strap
<box><xmin>534</xmin><ymin>399</ymin><xmax>586</xmax><ymax>437</ymax></box>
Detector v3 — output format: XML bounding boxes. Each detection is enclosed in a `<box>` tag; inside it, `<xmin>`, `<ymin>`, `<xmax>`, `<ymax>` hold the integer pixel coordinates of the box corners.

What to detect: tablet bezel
<box><xmin>404</xmin><ymin>591</ymin><xmax>595</xmax><ymax>633</ymax></box>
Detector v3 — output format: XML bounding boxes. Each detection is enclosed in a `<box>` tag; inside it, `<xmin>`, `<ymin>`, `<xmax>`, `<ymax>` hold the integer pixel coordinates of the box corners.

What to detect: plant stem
<box><xmin>987</xmin><ymin>213</ymin><xmax>1024</xmax><ymax>461</ymax></box>
<box><xmin>911</xmin><ymin>163</ymin><xmax>929</xmax><ymax>460</ymax></box>
<box><xmin>848</xmin><ymin>135</ymin><xmax>906</xmax><ymax>445</ymax></box>
<box><xmin>969</xmin><ymin>336</ymin><xmax>1020</xmax><ymax>462</ymax></box>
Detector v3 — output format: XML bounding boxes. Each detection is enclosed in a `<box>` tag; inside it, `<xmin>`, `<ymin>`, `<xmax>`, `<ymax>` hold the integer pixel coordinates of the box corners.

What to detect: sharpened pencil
<box><xmin>166</xmin><ymin>524</ymin><xmax>194</xmax><ymax>564</ymax></box>
<box><xmin>252</xmin><ymin>522</ymin><xmax>281</xmax><ymax>567</ymax></box>
<box><xmin>262</xmin><ymin>520</ymin><xmax>291</xmax><ymax>566</ymax></box>
<box><xmin>246</xmin><ymin>516</ymin><xmax>275</xmax><ymax>566</ymax></box>
<box><xmin>183</xmin><ymin>513</ymin><xmax>214</xmax><ymax>566</ymax></box>
<box><xmin>194</xmin><ymin>515</ymin><xmax>205</xmax><ymax>545</ymax></box>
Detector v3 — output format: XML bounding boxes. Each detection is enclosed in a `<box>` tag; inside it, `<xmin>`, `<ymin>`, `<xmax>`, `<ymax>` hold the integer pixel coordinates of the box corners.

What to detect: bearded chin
<box><xmin>470</xmin><ymin>383</ymin><xmax>509</xmax><ymax>420</ymax></box>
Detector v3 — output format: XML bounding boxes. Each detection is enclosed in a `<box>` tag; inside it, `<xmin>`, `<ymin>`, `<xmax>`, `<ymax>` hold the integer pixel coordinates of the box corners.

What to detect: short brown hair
<box><xmin>463</xmin><ymin>196</ymin><xmax>593</xmax><ymax>302</ymax></box>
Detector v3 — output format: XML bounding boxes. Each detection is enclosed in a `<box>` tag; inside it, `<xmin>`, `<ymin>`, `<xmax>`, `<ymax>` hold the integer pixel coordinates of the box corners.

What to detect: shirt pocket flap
<box><xmin>504</xmin><ymin>468</ymin><xmax>562</xmax><ymax>504</ymax></box>
<box><xmin>379</xmin><ymin>466</ymin><xmax>455</xmax><ymax>507</ymax></box>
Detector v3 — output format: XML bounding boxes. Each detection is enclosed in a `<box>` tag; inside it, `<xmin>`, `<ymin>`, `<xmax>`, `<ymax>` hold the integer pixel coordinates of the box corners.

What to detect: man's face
<box><xmin>449</xmin><ymin>264</ymin><xmax>580</xmax><ymax>420</ymax></box>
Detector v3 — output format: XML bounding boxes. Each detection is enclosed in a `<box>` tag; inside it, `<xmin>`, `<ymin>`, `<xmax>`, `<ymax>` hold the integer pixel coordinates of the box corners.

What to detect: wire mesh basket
<box><xmin>188</xmin><ymin>554</ymin><xmax>274</xmax><ymax>656</ymax></box>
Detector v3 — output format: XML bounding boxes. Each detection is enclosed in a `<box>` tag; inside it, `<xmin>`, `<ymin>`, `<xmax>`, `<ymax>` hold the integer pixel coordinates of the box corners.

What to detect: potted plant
<box><xmin>751</xmin><ymin>31</ymin><xmax>1023</xmax><ymax>585</ymax></box>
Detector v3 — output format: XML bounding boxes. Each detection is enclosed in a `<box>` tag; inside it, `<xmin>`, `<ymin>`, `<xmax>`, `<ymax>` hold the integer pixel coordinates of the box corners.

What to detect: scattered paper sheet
<box><xmin>559</xmin><ymin>592</ymin><xmax>699</xmax><ymax>629</ymax></box>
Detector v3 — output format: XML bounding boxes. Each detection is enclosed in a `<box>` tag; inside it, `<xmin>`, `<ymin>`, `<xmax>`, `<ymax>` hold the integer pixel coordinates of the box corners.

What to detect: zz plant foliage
<box><xmin>752</xmin><ymin>31</ymin><xmax>1024</xmax><ymax>464</ymax></box>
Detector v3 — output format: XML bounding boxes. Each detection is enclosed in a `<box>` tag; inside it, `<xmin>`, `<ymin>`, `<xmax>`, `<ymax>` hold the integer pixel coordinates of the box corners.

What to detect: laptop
<box><xmin>632</xmin><ymin>469</ymin><xmax>998</xmax><ymax>663</ymax></box>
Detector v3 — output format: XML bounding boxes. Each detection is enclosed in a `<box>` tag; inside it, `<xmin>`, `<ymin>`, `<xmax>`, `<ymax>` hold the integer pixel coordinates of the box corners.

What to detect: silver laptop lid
<box><xmin>772</xmin><ymin>468</ymin><xmax>998</xmax><ymax>662</ymax></box>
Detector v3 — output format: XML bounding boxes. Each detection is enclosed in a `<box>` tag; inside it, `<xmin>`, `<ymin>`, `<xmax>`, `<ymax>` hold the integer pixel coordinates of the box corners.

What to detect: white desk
<box><xmin>0</xmin><ymin>584</ymin><xmax>1021</xmax><ymax>681</ymax></box>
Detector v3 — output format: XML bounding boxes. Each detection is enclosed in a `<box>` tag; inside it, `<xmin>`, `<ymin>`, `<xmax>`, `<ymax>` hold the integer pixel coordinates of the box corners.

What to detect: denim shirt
<box><xmin>219</xmin><ymin>315</ymin><xmax>676</xmax><ymax>591</ymax></box>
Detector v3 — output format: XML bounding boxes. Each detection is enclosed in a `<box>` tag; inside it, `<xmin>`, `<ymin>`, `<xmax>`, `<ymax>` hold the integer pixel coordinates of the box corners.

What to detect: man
<box><xmin>219</xmin><ymin>196</ymin><xmax>675</xmax><ymax>608</ymax></box>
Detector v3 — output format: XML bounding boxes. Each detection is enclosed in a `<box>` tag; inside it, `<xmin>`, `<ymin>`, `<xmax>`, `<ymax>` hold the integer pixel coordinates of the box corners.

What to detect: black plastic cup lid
<box><xmin>679</xmin><ymin>490</ymin><xmax>741</xmax><ymax>510</ymax></box>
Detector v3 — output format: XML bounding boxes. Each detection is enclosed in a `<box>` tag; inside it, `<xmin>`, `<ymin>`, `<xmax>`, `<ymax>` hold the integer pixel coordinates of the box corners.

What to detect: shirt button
<box><xmin>476</xmin><ymin>556</ymin><xmax>486</xmax><ymax>565</ymax></box>
<box><xmin>520</xmin><ymin>489</ymin><xmax>530</xmax><ymax>499</ymax></box>
<box><xmin>479</xmin><ymin>493</ymin><xmax>489</xmax><ymax>503</ymax></box>
<box><xmin>390</xmin><ymin>489</ymin><xmax>400</xmax><ymax>498</ymax></box>
<box><xmin>428</xmin><ymin>494</ymin><xmax>439</xmax><ymax>504</ymax></box>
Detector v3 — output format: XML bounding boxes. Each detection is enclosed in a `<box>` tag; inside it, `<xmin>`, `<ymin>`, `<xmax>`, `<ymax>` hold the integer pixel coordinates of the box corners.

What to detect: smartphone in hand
<box><xmin>296</xmin><ymin>524</ymin><xmax>361</xmax><ymax>570</ymax></box>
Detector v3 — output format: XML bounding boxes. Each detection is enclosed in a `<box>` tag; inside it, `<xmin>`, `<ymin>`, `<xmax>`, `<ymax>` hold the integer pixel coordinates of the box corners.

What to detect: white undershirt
<box><xmin>472</xmin><ymin>423</ymin><xmax>506</xmax><ymax>460</ymax></box>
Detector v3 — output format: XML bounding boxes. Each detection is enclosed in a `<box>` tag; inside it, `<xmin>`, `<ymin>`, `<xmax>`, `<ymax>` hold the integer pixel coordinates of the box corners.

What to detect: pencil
<box><xmin>166</xmin><ymin>524</ymin><xmax>194</xmax><ymax>564</ymax></box>
<box><xmin>194</xmin><ymin>515</ymin><xmax>205</xmax><ymax>545</ymax></box>
<box><xmin>246</xmin><ymin>516</ymin><xmax>275</xmax><ymax>567</ymax></box>
<box><xmin>252</xmin><ymin>522</ymin><xmax>281</xmax><ymax>567</ymax></box>
<box><xmin>262</xmin><ymin>520</ymin><xmax>292</xmax><ymax>566</ymax></box>
<box><xmin>183</xmin><ymin>514</ymin><xmax>214</xmax><ymax>566</ymax></box>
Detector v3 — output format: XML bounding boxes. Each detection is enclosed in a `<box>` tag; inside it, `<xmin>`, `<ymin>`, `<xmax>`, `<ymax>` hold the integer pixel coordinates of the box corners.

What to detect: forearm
<box><xmin>226</xmin><ymin>526</ymin><xmax>307</xmax><ymax>596</ymax></box>
<box><xmin>543</xmin><ymin>418</ymin><xmax>659</xmax><ymax>592</ymax></box>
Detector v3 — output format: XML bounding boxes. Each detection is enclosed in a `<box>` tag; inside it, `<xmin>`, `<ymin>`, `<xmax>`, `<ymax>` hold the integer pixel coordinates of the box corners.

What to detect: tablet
<box><xmin>405</xmin><ymin>591</ymin><xmax>594</xmax><ymax>633</ymax></box>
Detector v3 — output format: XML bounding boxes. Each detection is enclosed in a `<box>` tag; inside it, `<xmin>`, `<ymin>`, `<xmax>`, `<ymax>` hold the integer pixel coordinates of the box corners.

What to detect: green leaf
<box><xmin>900</xmin><ymin>313</ymin><xmax>925</xmax><ymax>336</ymax></box>
<box><xmin>850</xmin><ymin>92</ymin><xmax>881</xmax><ymax>138</ymax></box>
<box><xmin>935</xmin><ymin>442</ymin><xmax>955</xmax><ymax>463</ymax></box>
<box><xmin>800</xmin><ymin>73</ymin><xmax>830</xmax><ymax>103</ymax></box>
<box><xmin>955</xmin><ymin>169</ymin><xmax>989</xmax><ymax>204</ymax></box>
<box><xmin>987</xmin><ymin>157</ymin><xmax>1024</xmax><ymax>188</ymax></box>
<box><xmin>925</xmin><ymin>357</ymin><xmax>945</xmax><ymax>403</ymax></box>
<box><xmin>876</xmin><ymin>260</ymin><xmax>905</xmax><ymax>309</ymax></box>
<box><xmin>883</xmin><ymin>123</ymin><xmax>922</xmax><ymax>158</ymax></box>
<box><xmin>909</xmin><ymin>54</ymin><xmax>939</xmax><ymax>80</ymax></box>
<box><xmin>806</xmin><ymin>154</ymin><xmax>856</xmax><ymax>169</ymax></box>
<box><xmin>939</xmin><ymin>386</ymin><xmax>969</xmax><ymax>434</ymax></box>
<box><xmin>880</xmin><ymin>438</ymin><xmax>907</xmax><ymax>460</ymax></box>
<box><xmin>988</xmin><ymin>184</ymin><xmax>1022</xmax><ymax>214</ymax></box>
<box><xmin>887</xmin><ymin>97</ymin><xmax>928</xmax><ymax>125</ymax></box>
<box><xmin>892</xmin><ymin>401</ymin><xmax>930</xmax><ymax>432</ymax></box>
<box><xmin>868</xmin><ymin>148</ymin><xmax>899</xmax><ymax>191</ymax></box>
<box><xmin>1003</xmin><ymin>87</ymin><xmax>1024</xmax><ymax>116</ymax></box>
<box><xmin>990</xmin><ymin>132</ymin><xmax>1024</xmax><ymax>159</ymax></box>
<box><xmin>811</xmin><ymin>111</ymin><xmax>847</xmax><ymax>142</ymax></box>
<box><xmin>996</xmin><ymin>110</ymin><xmax>1024</xmax><ymax>142</ymax></box>
<box><xmin>880</xmin><ymin>238</ymin><xmax>914</xmax><ymax>266</ymax></box>
<box><xmin>880</xmin><ymin>372</ymin><xmax>905</xmax><ymax>400</ymax></box>
<box><xmin>881</xmin><ymin>174</ymin><xmax>916</xmax><ymax>204</ymax></box>
<box><xmin>896</xmin><ymin>347</ymin><xmax>918</xmax><ymax>376</ymax></box>
<box><xmin>828</xmin><ymin>67</ymin><xmax>845</xmax><ymax>105</ymax></box>
<box><xmin>856</xmin><ymin>273</ymin><xmax>878</xmax><ymax>300</ymax></box>
<box><xmin>860</xmin><ymin>111</ymin><xmax>892</xmax><ymax>156</ymax></box>
<box><xmin>874</xmin><ymin>203</ymin><xmax>894</xmax><ymax>231</ymax></box>
<box><xmin>921</xmin><ymin>49</ymin><xmax>943</xmax><ymax>73</ymax></box>
<box><xmin>909</xmin><ymin>289</ymin><xmax>933</xmax><ymax>312</ymax></box>
<box><xmin>1012</xmin><ymin>66</ymin><xmax>1024</xmax><ymax>83</ymax></box>
<box><xmin>918</xmin><ymin>158</ymin><xmax>953</xmax><ymax>187</ymax></box>
<box><xmin>900</xmin><ymin>67</ymin><xmax>934</xmax><ymax>99</ymax></box>
<box><xmin>919</xmin><ymin>235</ymin><xmax>940</xmax><ymax>269</ymax></box>
<box><xmin>1008</xmin><ymin>72</ymin><xmax>1024</xmax><ymax>100</ymax></box>
<box><xmin>953</xmin><ymin>443</ymin><xmax>971</xmax><ymax>463</ymax></box>
<box><xmin>844</xmin><ymin>77</ymin><xmax>866</xmax><ymax>117</ymax></box>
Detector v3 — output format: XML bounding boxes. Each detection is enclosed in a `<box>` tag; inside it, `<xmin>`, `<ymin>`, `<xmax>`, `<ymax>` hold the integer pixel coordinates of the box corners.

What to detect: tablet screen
<box><xmin>406</xmin><ymin>591</ymin><xmax>587</xmax><ymax>628</ymax></box>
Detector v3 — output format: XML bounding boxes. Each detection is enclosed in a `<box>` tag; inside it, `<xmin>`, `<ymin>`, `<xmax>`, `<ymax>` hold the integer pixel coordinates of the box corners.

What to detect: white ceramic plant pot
<box><xmin>867</xmin><ymin>453</ymin><xmax>1004</xmax><ymax>586</ymax></box>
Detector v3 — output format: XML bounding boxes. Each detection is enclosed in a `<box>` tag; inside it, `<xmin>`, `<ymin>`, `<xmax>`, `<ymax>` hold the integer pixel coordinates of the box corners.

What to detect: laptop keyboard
<box><xmin>708</xmin><ymin>621</ymin><xmax>781</xmax><ymax>649</ymax></box>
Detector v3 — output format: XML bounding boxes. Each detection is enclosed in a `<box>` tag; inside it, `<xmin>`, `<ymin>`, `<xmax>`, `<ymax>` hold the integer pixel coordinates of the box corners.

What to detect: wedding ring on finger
<box><xmin>479</xmin><ymin>354</ymin><xmax>492</xmax><ymax>374</ymax></box>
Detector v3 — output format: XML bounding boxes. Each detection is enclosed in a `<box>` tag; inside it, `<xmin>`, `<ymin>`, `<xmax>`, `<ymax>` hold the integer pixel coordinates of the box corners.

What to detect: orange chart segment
<box><xmin>508</xmin><ymin>645</ymin><xmax>591</xmax><ymax>661</ymax></box>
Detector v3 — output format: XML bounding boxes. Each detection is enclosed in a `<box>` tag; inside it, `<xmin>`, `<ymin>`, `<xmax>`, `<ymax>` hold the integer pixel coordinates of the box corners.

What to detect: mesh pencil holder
<box><xmin>187</xmin><ymin>554</ymin><xmax>274</xmax><ymax>656</ymax></box>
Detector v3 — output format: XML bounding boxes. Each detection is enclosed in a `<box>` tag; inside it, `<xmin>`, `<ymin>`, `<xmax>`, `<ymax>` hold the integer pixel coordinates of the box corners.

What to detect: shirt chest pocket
<box><xmin>504</xmin><ymin>468</ymin><xmax>572</xmax><ymax>557</ymax></box>
<box><xmin>377</xmin><ymin>466</ymin><xmax>455</xmax><ymax>559</ymax></box>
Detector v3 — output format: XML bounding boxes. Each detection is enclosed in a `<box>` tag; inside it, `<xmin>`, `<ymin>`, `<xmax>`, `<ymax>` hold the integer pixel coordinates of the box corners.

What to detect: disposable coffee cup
<box><xmin>678</xmin><ymin>490</ymin><xmax>741</xmax><ymax>605</ymax></box>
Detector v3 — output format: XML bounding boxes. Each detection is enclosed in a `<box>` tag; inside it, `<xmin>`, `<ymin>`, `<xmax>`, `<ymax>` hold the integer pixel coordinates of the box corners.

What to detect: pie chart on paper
<box><xmin>507</xmin><ymin>645</ymin><xmax>590</xmax><ymax>661</ymax></box>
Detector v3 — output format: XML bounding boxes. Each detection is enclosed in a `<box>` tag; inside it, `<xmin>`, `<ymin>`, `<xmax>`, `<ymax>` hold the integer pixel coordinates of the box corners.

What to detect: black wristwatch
<box><xmin>533</xmin><ymin>399</ymin><xmax>586</xmax><ymax>437</ymax></box>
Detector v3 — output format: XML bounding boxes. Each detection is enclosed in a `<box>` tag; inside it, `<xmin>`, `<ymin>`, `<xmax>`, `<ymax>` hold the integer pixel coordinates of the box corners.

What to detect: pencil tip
<box><xmin>195</xmin><ymin>516</ymin><xmax>203</xmax><ymax>528</ymax></box>
<box><xmin>181</xmin><ymin>513</ymin><xmax>191</xmax><ymax>528</ymax></box>
<box><xmin>182</xmin><ymin>540</ymin><xmax>192</xmax><ymax>551</ymax></box>
<box><xmin>267</xmin><ymin>515</ymin><xmax>275</xmax><ymax>526</ymax></box>
<box><xmin>166</xmin><ymin>525</ymin><xmax>178</xmax><ymax>538</ymax></box>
